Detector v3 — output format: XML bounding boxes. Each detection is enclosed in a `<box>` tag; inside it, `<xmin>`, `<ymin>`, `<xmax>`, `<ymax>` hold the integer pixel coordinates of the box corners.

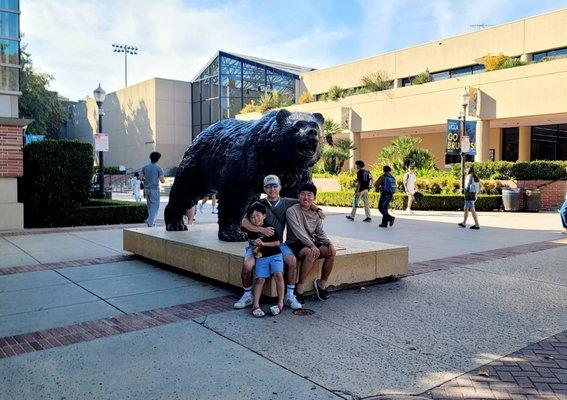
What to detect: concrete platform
<box><xmin>123</xmin><ymin>225</ymin><xmax>408</xmax><ymax>296</ymax></box>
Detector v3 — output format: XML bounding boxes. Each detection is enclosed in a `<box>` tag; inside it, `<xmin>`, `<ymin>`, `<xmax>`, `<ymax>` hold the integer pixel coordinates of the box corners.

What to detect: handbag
<box><xmin>465</xmin><ymin>191</ymin><xmax>476</xmax><ymax>201</ymax></box>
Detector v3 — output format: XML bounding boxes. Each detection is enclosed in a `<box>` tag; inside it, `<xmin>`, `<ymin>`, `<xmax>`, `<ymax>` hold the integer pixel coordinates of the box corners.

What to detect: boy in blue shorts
<box><xmin>245</xmin><ymin>202</ymin><xmax>285</xmax><ymax>317</ymax></box>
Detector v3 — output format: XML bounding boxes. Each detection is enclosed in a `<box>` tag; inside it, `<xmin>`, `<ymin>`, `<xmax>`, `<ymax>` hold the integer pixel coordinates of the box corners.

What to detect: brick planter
<box><xmin>504</xmin><ymin>180</ymin><xmax>567</xmax><ymax>210</ymax></box>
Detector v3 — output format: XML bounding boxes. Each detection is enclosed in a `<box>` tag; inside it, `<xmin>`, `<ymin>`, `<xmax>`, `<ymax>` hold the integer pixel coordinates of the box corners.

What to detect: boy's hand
<box><xmin>256</xmin><ymin>239</ymin><xmax>264</xmax><ymax>247</ymax></box>
<box><xmin>259</xmin><ymin>226</ymin><xmax>274</xmax><ymax>236</ymax></box>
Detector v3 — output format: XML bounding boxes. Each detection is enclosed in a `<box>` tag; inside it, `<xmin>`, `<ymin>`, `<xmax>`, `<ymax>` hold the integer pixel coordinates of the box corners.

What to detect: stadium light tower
<box><xmin>112</xmin><ymin>43</ymin><xmax>138</xmax><ymax>87</ymax></box>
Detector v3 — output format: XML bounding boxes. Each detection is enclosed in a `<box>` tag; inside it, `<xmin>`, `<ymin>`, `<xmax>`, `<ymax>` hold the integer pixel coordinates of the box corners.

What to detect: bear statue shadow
<box><xmin>164</xmin><ymin>109</ymin><xmax>324</xmax><ymax>241</ymax></box>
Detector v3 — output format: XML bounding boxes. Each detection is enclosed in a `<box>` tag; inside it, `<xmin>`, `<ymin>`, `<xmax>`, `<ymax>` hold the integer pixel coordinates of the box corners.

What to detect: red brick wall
<box><xmin>516</xmin><ymin>180</ymin><xmax>567</xmax><ymax>210</ymax></box>
<box><xmin>0</xmin><ymin>125</ymin><xmax>23</xmax><ymax>177</ymax></box>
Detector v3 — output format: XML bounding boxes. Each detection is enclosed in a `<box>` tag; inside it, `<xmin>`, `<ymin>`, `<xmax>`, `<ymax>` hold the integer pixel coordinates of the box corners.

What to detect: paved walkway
<box><xmin>0</xmin><ymin>204</ymin><xmax>566</xmax><ymax>399</ymax></box>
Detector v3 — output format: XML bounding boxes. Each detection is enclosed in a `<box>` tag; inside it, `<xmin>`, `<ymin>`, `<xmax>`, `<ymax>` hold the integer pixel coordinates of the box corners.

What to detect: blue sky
<box><xmin>20</xmin><ymin>0</ymin><xmax>567</xmax><ymax>100</ymax></box>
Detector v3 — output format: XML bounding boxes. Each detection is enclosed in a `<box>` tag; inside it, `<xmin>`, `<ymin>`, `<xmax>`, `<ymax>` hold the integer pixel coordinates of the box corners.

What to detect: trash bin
<box><xmin>502</xmin><ymin>188</ymin><xmax>521</xmax><ymax>211</ymax></box>
<box><xmin>524</xmin><ymin>189</ymin><xmax>541</xmax><ymax>212</ymax></box>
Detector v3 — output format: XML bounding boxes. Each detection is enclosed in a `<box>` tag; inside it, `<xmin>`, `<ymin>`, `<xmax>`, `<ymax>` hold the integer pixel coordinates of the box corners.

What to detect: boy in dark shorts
<box><xmin>245</xmin><ymin>202</ymin><xmax>285</xmax><ymax>317</ymax></box>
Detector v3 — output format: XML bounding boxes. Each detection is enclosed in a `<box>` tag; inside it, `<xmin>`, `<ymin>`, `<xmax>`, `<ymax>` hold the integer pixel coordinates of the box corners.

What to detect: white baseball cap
<box><xmin>263</xmin><ymin>175</ymin><xmax>281</xmax><ymax>187</ymax></box>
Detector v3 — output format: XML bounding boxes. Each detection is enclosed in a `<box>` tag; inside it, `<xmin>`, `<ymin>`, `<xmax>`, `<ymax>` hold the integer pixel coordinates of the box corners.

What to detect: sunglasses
<box><xmin>264</xmin><ymin>184</ymin><xmax>279</xmax><ymax>189</ymax></box>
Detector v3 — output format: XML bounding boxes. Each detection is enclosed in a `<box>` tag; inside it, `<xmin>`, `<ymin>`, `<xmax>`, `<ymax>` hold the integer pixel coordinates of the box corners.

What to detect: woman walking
<box><xmin>459</xmin><ymin>166</ymin><xmax>480</xmax><ymax>230</ymax></box>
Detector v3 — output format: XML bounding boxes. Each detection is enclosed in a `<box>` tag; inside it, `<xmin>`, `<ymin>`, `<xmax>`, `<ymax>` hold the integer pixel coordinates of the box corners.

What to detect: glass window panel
<box><xmin>402</xmin><ymin>78</ymin><xmax>412</xmax><ymax>87</ymax></box>
<box><xmin>472</xmin><ymin>64</ymin><xmax>485</xmax><ymax>74</ymax></box>
<box><xmin>501</xmin><ymin>127</ymin><xmax>519</xmax><ymax>161</ymax></box>
<box><xmin>221</xmin><ymin>76</ymin><xmax>242</xmax><ymax>98</ymax></box>
<box><xmin>558</xmin><ymin>124</ymin><xmax>567</xmax><ymax>160</ymax></box>
<box><xmin>533</xmin><ymin>52</ymin><xmax>546</xmax><ymax>62</ymax></box>
<box><xmin>0</xmin><ymin>0</ymin><xmax>18</xmax><ymax>10</ymax></box>
<box><xmin>0</xmin><ymin>38</ymin><xmax>17</xmax><ymax>64</ymax></box>
<box><xmin>0</xmin><ymin>11</ymin><xmax>18</xmax><ymax>38</ymax></box>
<box><xmin>201</xmin><ymin>78</ymin><xmax>211</xmax><ymax>99</ymax></box>
<box><xmin>0</xmin><ymin>65</ymin><xmax>18</xmax><ymax>91</ymax></box>
<box><xmin>191</xmin><ymin>81</ymin><xmax>200</xmax><ymax>100</ymax></box>
<box><xmin>220</xmin><ymin>96</ymin><xmax>242</xmax><ymax>119</ymax></box>
<box><xmin>210</xmin><ymin>57</ymin><xmax>219</xmax><ymax>77</ymax></box>
<box><xmin>531</xmin><ymin>125</ymin><xmax>558</xmax><ymax>160</ymax></box>
<box><xmin>451</xmin><ymin>66</ymin><xmax>472</xmax><ymax>78</ymax></box>
<box><xmin>548</xmin><ymin>47</ymin><xmax>567</xmax><ymax>58</ymax></box>
<box><xmin>220</xmin><ymin>56</ymin><xmax>242</xmax><ymax>75</ymax></box>
<box><xmin>431</xmin><ymin>71</ymin><xmax>450</xmax><ymax>81</ymax></box>
<box><xmin>202</xmin><ymin>100</ymin><xmax>211</xmax><ymax>125</ymax></box>
<box><xmin>192</xmin><ymin>102</ymin><xmax>201</xmax><ymax>126</ymax></box>
<box><xmin>210</xmin><ymin>98</ymin><xmax>220</xmax><ymax>123</ymax></box>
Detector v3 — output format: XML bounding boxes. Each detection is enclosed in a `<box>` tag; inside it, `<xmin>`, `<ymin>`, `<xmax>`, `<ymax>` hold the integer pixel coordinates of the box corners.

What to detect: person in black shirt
<box><xmin>244</xmin><ymin>202</ymin><xmax>285</xmax><ymax>317</ymax></box>
<box><xmin>346</xmin><ymin>160</ymin><xmax>372</xmax><ymax>222</ymax></box>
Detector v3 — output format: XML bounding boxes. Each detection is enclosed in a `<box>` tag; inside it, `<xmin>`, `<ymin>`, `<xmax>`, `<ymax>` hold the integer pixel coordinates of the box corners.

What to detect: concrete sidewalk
<box><xmin>0</xmin><ymin>208</ymin><xmax>566</xmax><ymax>399</ymax></box>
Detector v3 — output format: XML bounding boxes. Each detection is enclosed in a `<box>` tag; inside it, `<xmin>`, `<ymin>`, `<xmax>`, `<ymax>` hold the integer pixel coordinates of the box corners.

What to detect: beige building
<box><xmin>66</xmin><ymin>78</ymin><xmax>191</xmax><ymax>171</ymax></box>
<box><xmin>68</xmin><ymin>8</ymin><xmax>567</xmax><ymax>173</ymax></box>
<box><xmin>283</xmin><ymin>8</ymin><xmax>567</xmax><ymax>168</ymax></box>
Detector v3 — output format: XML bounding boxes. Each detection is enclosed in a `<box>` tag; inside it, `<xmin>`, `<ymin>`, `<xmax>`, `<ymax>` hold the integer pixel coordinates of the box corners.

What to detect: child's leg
<box><xmin>252</xmin><ymin>278</ymin><xmax>265</xmax><ymax>309</ymax></box>
<box><xmin>273</xmin><ymin>272</ymin><xmax>284</xmax><ymax>310</ymax></box>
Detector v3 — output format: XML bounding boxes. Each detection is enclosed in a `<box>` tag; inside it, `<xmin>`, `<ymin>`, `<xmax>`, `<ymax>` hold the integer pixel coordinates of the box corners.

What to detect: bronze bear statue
<box><xmin>164</xmin><ymin>109</ymin><xmax>324</xmax><ymax>241</ymax></box>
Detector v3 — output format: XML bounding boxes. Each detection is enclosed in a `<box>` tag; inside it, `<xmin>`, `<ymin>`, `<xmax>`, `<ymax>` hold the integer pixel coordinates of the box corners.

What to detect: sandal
<box><xmin>252</xmin><ymin>307</ymin><xmax>265</xmax><ymax>318</ymax></box>
<box><xmin>270</xmin><ymin>305</ymin><xmax>282</xmax><ymax>316</ymax></box>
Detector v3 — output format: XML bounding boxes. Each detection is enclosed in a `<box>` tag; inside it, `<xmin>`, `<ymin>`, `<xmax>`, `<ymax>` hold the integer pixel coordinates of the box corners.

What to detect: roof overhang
<box><xmin>0</xmin><ymin>117</ymin><xmax>34</xmax><ymax>127</ymax></box>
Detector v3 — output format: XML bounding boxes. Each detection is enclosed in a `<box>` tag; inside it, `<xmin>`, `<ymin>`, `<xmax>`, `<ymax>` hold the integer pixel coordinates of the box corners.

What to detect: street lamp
<box><xmin>112</xmin><ymin>44</ymin><xmax>138</xmax><ymax>87</ymax></box>
<box><xmin>93</xmin><ymin>83</ymin><xmax>107</xmax><ymax>197</ymax></box>
<box><xmin>460</xmin><ymin>89</ymin><xmax>470</xmax><ymax>193</ymax></box>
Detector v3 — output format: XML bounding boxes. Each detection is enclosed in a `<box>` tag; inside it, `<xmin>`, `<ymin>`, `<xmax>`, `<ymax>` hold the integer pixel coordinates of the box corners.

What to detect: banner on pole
<box><xmin>446</xmin><ymin>120</ymin><xmax>477</xmax><ymax>155</ymax></box>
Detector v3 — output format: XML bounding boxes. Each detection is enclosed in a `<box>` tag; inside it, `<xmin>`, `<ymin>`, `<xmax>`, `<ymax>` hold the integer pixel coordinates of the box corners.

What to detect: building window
<box><xmin>402</xmin><ymin>64</ymin><xmax>485</xmax><ymax>87</ymax></box>
<box><xmin>0</xmin><ymin>0</ymin><xmax>19</xmax><ymax>11</ymax></box>
<box><xmin>0</xmin><ymin>38</ymin><xmax>18</xmax><ymax>64</ymax></box>
<box><xmin>533</xmin><ymin>47</ymin><xmax>567</xmax><ymax>62</ymax></box>
<box><xmin>501</xmin><ymin>127</ymin><xmax>519</xmax><ymax>161</ymax></box>
<box><xmin>0</xmin><ymin>11</ymin><xmax>18</xmax><ymax>38</ymax></box>
<box><xmin>531</xmin><ymin>124</ymin><xmax>567</xmax><ymax>160</ymax></box>
<box><xmin>0</xmin><ymin>65</ymin><xmax>18</xmax><ymax>91</ymax></box>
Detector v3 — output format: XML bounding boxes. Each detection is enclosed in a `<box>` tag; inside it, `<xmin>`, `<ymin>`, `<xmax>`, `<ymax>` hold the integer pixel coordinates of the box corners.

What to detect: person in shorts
<box><xmin>403</xmin><ymin>164</ymin><xmax>417</xmax><ymax>214</ymax></box>
<box><xmin>244</xmin><ymin>202</ymin><xmax>285</xmax><ymax>317</ymax></box>
<box><xmin>459</xmin><ymin>166</ymin><xmax>481</xmax><ymax>230</ymax></box>
<box><xmin>286</xmin><ymin>182</ymin><xmax>336</xmax><ymax>304</ymax></box>
<box><xmin>234</xmin><ymin>175</ymin><xmax>325</xmax><ymax>310</ymax></box>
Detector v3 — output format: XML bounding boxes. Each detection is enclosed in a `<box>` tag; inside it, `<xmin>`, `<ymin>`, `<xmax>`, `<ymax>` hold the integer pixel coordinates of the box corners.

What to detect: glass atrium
<box><xmin>191</xmin><ymin>51</ymin><xmax>310</xmax><ymax>138</ymax></box>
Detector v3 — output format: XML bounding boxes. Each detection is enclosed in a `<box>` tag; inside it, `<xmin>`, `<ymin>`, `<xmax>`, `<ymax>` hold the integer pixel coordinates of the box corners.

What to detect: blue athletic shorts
<box><xmin>254</xmin><ymin>254</ymin><xmax>284</xmax><ymax>279</ymax></box>
<box><xmin>464</xmin><ymin>200</ymin><xmax>476</xmax><ymax>209</ymax></box>
<box><xmin>244</xmin><ymin>243</ymin><xmax>293</xmax><ymax>259</ymax></box>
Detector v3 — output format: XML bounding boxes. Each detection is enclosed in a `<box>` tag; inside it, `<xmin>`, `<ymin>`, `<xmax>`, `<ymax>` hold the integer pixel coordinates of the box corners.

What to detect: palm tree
<box><xmin>322</xmin><ymin>119</ymin><xmax>342</xmax><ymax>145</ymax></box>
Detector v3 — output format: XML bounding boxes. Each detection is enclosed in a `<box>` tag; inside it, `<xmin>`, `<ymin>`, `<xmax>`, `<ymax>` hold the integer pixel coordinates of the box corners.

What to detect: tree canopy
<box><xmin>19</xmin><ymin>45</ymin><xmax>68</xmax><ymax>138</ymax></box>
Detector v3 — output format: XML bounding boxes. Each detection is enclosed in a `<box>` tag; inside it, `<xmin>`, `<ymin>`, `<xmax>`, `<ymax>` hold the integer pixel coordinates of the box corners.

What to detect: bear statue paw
<box><xmin>218</xmin><ymin>225</ymin><xmax>248</xmax><ymax>242</ymax></box>
<box><xmin>166</xmin><ymin>221</ymin><xmax>187</xmax><ymax>231</ymax></box>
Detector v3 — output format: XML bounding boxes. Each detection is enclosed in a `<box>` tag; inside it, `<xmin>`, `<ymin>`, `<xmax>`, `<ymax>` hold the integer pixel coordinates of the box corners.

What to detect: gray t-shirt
<box><xmin>141</xmin><ymin>163</ymin><xmax>164</xmax><ymax>190</ymax></box>
<box><xmin>259</xmin><ymin>197</ymin><xmax>298</xmax><ymax>242</ymax></box>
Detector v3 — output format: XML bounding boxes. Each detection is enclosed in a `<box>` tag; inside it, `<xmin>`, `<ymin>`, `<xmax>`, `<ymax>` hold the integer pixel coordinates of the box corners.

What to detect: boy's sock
<box><xmin>286</xmin><ymin>284</ymin><xmax>295</xmax><ymax>296</ymax></box>
<box><xmin>243</xmin><ymin>286</ymin><xmax>252</xmax><ymax>292</ymax></box>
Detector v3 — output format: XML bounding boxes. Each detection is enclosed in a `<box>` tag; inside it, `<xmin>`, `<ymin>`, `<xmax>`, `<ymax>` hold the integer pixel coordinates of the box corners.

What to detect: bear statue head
<box><xmin>265</xmin><ymin>109</ymin><xmax>324</xmax><ymax>168</ymax></box>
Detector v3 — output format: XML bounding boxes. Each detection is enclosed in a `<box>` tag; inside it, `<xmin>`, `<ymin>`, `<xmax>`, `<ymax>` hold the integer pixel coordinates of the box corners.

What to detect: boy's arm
<box><xmin>241</xmin><ymin>217</ymin><xmax>275</xmax><ymax>236</ymax></box>
<box><xmin>260</xmin><ymin>239</ymin><xmax>281</xmax><ymax>248</ymax></box>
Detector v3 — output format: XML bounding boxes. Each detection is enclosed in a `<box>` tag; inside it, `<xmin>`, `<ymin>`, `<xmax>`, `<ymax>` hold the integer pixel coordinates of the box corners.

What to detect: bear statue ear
<box><xmin>275</xmin><ymin>109</ymin><xmax>291</xmax><ymax>125</ymax></box>
<box><xmin>312</xmin><ymin>113</ymin><xmax>324</xmax><ymax>125</ymax></box>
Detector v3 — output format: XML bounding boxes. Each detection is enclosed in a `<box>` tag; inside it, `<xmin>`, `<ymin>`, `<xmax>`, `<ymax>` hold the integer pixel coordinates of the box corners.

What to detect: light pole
<box><xmin>93</xmin><ymin>83</ymin><xmax>107</xmax><ymax>197</ymax></box>
<box><xmin>112</xmin><ymin>44</ymin><xmax>138</xmax><ymax>87</ymax></box>
<box><xmin>460</xmin><ymin>89</ymin><xmax>470</xmax><ymax>194</ymax></box>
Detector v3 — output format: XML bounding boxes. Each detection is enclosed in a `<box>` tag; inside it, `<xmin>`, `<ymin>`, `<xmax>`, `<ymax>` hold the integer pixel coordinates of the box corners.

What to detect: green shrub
<box><xmin>28</xmin><ymin>199</ymin><xmax>148</xmax><ymax>228</ymax></box>
<box><xmin>500</xmin><ymin>57</ymin><xmax>524</xmax><ymax>69</ymax></box>
<box><xmin>337</xmin><ymin>172</ymin><xmax>356</xmax><ymax>190</ymax></box>
<box><xmin>316</xmin><ymin>191</ymin><xmax>501</xmax><ymax>211</ymax></box>
<box><xmin>23</xmin><ymin>140</ymin><xmax>94</xmax><ymax>227</ymax></box>
<box><xmin>411</xmin><ymin>70</ymin><xmax>433</xmax><ymax>85</ymax></box>
<box><xmin>451</xmin><ymin>161</ymin><xmax>567</xmax><ymax>180</ymax></box>
<box><xmin>540</xmin><ymin>54</ymin><xmax>567</xmax><ymax>62</ymax></box>
<box><xmin>360</xmin><ymin>70</ymin><xmax>393</xmax><ymax>92</ymax></box>
<box><xmin>327</xmin><ymin>85</ymin><xmax>345</xmax><ymax>100</ymax></box>
<box><xmin>92</xmin><ymin>166</ymin><xmax>126</xmax><ymax>175</ymax></box>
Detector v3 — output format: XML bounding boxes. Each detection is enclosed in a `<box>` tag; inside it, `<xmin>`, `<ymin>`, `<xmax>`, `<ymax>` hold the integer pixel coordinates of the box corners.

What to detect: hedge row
<box><xmin>316</xmin><ymin>191</ymin><xmax>502</xmax><ymax>211</ymax></box>
<box><xmin>451</xmin><ymin>160</ymin><xmax>567</xmax><ymax>180</ymax></box>
<box><xmin>26</xmin><ymin>199</ymin><xmax>148</xmax><ymax>228</ymax></box>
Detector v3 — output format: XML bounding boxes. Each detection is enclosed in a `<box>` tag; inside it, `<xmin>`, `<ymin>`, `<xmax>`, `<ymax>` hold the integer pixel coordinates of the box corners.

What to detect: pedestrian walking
<box><xmin>131</xmin><ymin>172</ymin><xmax>142</xmax><ymax>203</ymax></box>
<box><xmin>374</xmin><ymin>165</ymin><xmax>397</xmax><ymax>228</ymax></box>
<box><xmin>458</xmin><ymin>166</ymin><xmax>481</xmax><ymax>230</ymax></box>
<box><xmin>403</xmin><ymin>165</ymin><xmax>416</xmax><ymax>214</ymax></box>
<box><xmin>141</xmin><ymin>152</ymin><xmax>165</xmax><ymax>227</ymax></box>
<box><xmin>346</xmin><ymin>160</ymin><xmax>372</xmax><ymax>222</ymax></box>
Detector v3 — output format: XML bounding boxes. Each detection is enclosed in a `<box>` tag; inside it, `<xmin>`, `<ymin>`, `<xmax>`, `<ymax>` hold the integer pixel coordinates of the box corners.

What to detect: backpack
<box><xmin>383</xmin><ymin>174</ymin><xmax>397</xmax><ymax>193</ymax></box>
<box><xmin>361</xmin><ymin>170</ymin><xmax>372</xmax><ymax>186</ymax></box>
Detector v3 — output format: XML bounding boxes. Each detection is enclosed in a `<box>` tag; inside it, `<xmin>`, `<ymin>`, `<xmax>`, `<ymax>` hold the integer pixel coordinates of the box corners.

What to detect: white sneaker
<box><xmin>234</xmin><ymin>291</ymin><xmax>254</xmax><ymax>309</ymax></box>
<box><xmin>284</xmin><ymin>292</ymin><xmax>302</xmax><ymax>310</ymax></box>
<box><xmin>406</xmin><ymin>208</ymin><xmax>414</xmax><ymax>215</ymax></box>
